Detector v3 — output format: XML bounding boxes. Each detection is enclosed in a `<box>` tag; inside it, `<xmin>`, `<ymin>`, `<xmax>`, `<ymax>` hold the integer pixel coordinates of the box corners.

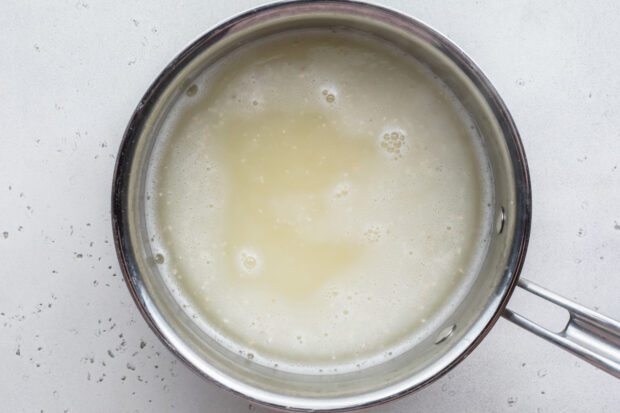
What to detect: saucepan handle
<box><xmin>502</xmin><ymin>278</ymin><xmax>620</xmax><ymax>378</ymax></box>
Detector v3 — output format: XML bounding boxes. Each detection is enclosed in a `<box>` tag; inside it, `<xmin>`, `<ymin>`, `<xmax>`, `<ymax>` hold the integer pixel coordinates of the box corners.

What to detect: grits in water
<box><xmin>145</xmin><ymin>30</ymin><xmax>492</xmax><ymax>373</ymax></box>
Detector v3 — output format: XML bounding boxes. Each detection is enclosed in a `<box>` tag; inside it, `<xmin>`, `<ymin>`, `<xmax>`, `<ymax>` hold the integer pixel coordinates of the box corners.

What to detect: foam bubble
<box><xmin>154</xmin><ymin>253</ymin><xmax>165</xmax><ymax>264</ymax></box>
<box><xmin>238</xmin><ymin>249</ymin><xmax>261</xmax><ymax>276</ymax></box>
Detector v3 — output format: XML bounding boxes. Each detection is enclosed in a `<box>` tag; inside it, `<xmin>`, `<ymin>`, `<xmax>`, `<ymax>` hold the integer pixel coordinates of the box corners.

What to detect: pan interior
<box><xmin>145</xmin><ymin>28</ymin><xmax>492</xmax><ymax>375</ymax></box>
<box><xmin>119</xmin><ymin>4</ymin><xmax>524</xmax><ymax>408</ymax></box>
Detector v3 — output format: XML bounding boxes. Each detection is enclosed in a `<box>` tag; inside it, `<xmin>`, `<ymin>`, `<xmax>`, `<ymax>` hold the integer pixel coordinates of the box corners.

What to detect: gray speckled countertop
<box><xmin>1</xmin><ymin>1</ymin><xmax>619</xmax><ymax>412</ymax></box>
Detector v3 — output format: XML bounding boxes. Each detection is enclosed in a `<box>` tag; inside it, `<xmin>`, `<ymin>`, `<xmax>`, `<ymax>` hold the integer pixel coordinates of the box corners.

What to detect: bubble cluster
<box><xmin>363</xmin><ymin>226</ymin><xmax>382</xmax><ymax>243</ymax></box>
<box><xmin>239</xmin><ymin>250</ymin><xmax>259</xmax><ymax>273</ymax></box>
<box><xmin>380</xmin><ymin>131</ymin><xmax>406</xmax><ymax>160</ymax></box>
<box><xmin>334</xmin><ymin>184</ymin><xmax>350</xmax><ymax>199</ymax></box>
<box><xmin>322</xmin><ymin>89</ymin><xmax>336</xmax><ymax>103</ymax></box>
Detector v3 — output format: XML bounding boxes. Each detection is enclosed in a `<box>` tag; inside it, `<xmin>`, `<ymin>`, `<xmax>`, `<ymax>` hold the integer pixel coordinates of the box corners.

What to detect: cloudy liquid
<box><xmin>146</xmin><ymin>31</ymin><xmax>492</xmax><ymax>372</ymax></box>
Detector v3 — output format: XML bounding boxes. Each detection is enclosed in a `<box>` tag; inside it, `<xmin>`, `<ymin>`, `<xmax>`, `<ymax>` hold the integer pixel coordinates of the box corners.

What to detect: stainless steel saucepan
<box><xmin>112</xmin><ymin>1</ymin><xmax>620</xmax><ymax>410</ymax></box>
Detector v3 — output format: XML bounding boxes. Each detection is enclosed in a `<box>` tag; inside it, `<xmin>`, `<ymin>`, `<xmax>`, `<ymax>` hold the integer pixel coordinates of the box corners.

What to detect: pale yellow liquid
<box><xmin>146</xmin><ymin>31</ymin><xmax>491</xmax><ymax>372</ymax></box>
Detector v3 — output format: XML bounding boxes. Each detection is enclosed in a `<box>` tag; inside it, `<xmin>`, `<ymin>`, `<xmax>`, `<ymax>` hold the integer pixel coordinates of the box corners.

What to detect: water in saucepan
<box><xmin>145</xmin><ymin>30</ymin><xmax>493</xmax><ymax>374</ymax></box>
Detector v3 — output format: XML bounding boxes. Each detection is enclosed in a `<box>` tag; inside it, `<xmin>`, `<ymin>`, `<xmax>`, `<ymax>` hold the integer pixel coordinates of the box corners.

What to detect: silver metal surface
<box><xmin>112</xmin><ymin>0</ymin><xmax>536</xmax><ymax>411</ymax></box>
<box><xmin>504</xmin><ymin>278</ymin><xmax>620</xmax><ymax>378</ymax></box>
